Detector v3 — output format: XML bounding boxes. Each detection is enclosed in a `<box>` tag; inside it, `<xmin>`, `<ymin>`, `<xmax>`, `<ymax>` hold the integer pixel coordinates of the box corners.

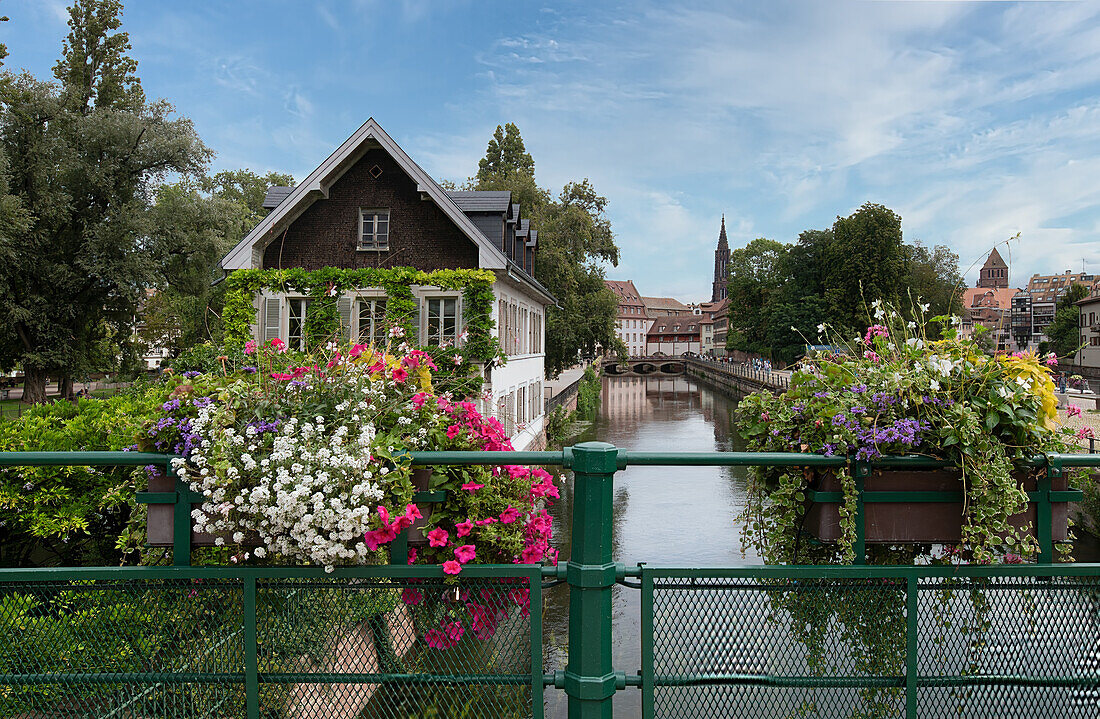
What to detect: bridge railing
<box><xmin>3</xmin><ymin>447</ymin><xmax>1100</xmax><ymax>719</ymax></box>
<box><xmin>684</xmin><ymin>356</ymin><xmax>791</xmax><ymax>389</ymax></box>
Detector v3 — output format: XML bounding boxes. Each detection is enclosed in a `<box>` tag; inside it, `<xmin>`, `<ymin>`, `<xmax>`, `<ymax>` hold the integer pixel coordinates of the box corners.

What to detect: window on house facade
<box><xmin>288</xmin><ymin>298</ymin><xmax>311</xmax><ymax>351</ymax></box>
<box><xmin>357</xmin><ymin>298</ymin><xmax>387</xmax><ymax>345</ymax></box>
<box><xmin>425</xmin><ymin>298</ymin><xmax>458</xmax><ymax>345</ymax></box>
<box><xmin>358</xmin><ymin>209</ymin><xmax>390</xmax><ymax>250</ymax></box>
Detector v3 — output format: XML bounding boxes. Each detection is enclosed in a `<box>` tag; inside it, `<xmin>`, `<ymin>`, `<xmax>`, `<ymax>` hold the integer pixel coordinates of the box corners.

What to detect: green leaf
<box><xmin>985</xmin><ymin>411</ymin><xmax>998</xmax><ymax>432</ymax></box>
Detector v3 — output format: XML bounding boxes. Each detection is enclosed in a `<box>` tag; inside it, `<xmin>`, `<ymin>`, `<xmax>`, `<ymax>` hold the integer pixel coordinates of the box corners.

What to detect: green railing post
<box><xmin>244</xmin><ymin>574</ymin><xmax>259</xmax><ymax>719</ymax></box>
<box><xmin>564</xmin><ymin>441</ymin><xmax>619</xmax><ymax>719</ymax></box>
<box><xmin>172</xmin><ymin>474</ymin><xmax>192</xmax><ymax>567</ymax></box>
<box><xmin>1039</xmin><ymin>458</ymin><xmax>1059</xmax><ymax>563</ymax></box>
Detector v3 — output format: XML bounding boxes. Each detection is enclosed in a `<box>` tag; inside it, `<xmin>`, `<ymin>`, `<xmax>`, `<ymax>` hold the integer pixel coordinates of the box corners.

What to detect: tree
<box><xmin>902</xmin><ymin>242</ymin><xmax>963</xmax><ymax>320</ymax></box>
<box><xmin>476</xmin><ymin>123</ymin><xmax>534</xmax><ymax>184</ymax></box>
<box><xmin>0</xmin><ymin>0</ymin><xmax>210</xmax><ymax>402</ymax></box>
<box><xmin>823</xmin><ymin>203</ymin><xmax>905</xmax><ymax>332</ymax></box>
<box><xmin>1046</xmin><ymin>283</ymin><xmax>1089</xmax><ymax>361</ymax></box>
<box><xmin>472</xmin><ymin>124</ymin><xmax>620</xmax><ymax>377</ymax></box>
<box><xmin>137</xmin><ymin>170</ymin><xmax>295</xmax><ymax>358</ymax></box>
<box><xmin>724</xmin><ymin>238</ymin><xmax>789</xmax><ymax>357</ymax></box>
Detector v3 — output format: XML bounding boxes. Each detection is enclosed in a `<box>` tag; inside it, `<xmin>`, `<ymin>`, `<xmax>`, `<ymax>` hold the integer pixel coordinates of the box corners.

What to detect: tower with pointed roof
<box><xmin>978</xmin><ymin>248</ymin><xmax>1008</xmax><ymax>289</ymax></box>
<box><xmin>711</xmin><ymin>215</ymin><xmax>730</xmax><ymax>302</ymax></box>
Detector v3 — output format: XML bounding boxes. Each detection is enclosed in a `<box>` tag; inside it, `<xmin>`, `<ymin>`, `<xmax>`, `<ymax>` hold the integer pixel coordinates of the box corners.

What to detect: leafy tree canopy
<box><xmin>0</xmin><ymin>0</ymin><xmax>210</xmax><ymax>401</ymax></box>
<box><xmin>470</xmin><ymin>124</ymin><xmax>621</xmax><ymax>377</ymax></box>
<box><xmin>1046</xmin><ymin>282</ymin><xmax>1089</xmax><ymax>361</ymax></box>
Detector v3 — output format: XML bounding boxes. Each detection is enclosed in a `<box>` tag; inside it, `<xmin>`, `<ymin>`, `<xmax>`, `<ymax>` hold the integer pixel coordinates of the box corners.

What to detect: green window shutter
<box><xmin>264</xmin><ymin>297</ymin><xmax>281</xmax><ymax>342</ymax></box>
<box><xmin>338</xmin><ymin>296</ymin><xmax>352</xmax><ymax>340</ymax></box>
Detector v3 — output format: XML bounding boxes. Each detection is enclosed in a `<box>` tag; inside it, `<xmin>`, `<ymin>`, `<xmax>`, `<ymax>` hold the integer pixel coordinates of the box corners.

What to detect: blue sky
<box><xmin>6</xmin><ymin>0</ymin><xmax>1100</xmax><ymax>302</ymax></box>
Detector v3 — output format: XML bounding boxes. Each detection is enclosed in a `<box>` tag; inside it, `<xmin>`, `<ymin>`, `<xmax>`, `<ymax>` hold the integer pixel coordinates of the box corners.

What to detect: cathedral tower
<box><xmin>977</xmin><ymin>248</ymin><xmax>1008</xmax><ymax>289</ymax></box>
<box><xmin>712</xmin><ymin>215</ymin><xmax>730</xmax><ymax>302</ymax></box>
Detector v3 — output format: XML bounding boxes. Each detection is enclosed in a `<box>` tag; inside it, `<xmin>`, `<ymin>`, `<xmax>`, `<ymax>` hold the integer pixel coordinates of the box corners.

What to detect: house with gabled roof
<box><xmin>220</xmin><ymin>118</ymin><xmax>554</xmax><ymax>450</ymax></box>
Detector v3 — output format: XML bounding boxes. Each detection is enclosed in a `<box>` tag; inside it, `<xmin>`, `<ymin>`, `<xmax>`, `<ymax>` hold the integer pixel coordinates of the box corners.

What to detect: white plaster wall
<box><xmin>491</xmin><ymin>277</ymin><xmax>548</xmax><ymax>450</ymax></box>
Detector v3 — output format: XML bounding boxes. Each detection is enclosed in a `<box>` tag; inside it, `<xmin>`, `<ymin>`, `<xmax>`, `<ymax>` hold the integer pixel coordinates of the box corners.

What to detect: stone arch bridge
<box><xmin>601</xmin><ymin>357</ymin><xmax>686</xmax><ymax>376</ymax></box>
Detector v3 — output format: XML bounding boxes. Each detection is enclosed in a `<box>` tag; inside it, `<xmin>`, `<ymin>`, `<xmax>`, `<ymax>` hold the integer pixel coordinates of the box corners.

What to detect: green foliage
<box><xmin>737</xmin><ymin>303</ymin><xmax>1075</xmax><ymax>567</ymax></box>
<box><xmin>1046</xmin><ymin>282</ymin><xmax>1089</xmax><ymax>360</ymax></box>
<box><xmin>0</xmin><ymin>391</ymin><xmax>163</xmax><ymax>567</ymax></box>
<box><xmin>726</xmin><ymin>205</ymin><xmax>961</xmax><ymax>365</ymax></box>
<box><xmin>472</xmin><ymin>125</ymin><xmax>620</xmax><ymax>377</ymax></box>
<box><xmin>824</xmin><ymin>203</ymin><xmax>906</xmax><ymax>331</ymax></box>
<box><xmin>575</xmin><ymin>366</ymin><xmax>601</xmax><ymax>419</ymax></box>
<box><xmin>476</xmin><ymin>123</ymin><xmax>534</xmax><ymax>184</ymax></box>
<box><xmin>0</xmin><ymin>1</ymin><xmax>210</xmax><ymax>401</ymax></box>
<box><xmin>222</xmin><ymin>266</ymin><xmax>502</xmax><ymax>396</ymax></box>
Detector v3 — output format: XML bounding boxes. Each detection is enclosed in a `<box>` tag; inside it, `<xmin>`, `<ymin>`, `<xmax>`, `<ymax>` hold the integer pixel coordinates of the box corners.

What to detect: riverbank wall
<box><xmin>683</xmin><ymin>358</ymin><xmax>788</xmax><ymax>395</ymax></box>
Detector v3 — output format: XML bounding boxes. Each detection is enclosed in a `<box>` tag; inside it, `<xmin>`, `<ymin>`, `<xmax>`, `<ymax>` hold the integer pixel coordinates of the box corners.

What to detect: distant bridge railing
<box><xmin>3</xmin><ymin>447</ymin><xmax>1100</xmax><ymax>718</ymax></box>
<box><xmin>684</xmin><ymin>356</ymin><xmax>791</xmax><ymax>390</ymax></box>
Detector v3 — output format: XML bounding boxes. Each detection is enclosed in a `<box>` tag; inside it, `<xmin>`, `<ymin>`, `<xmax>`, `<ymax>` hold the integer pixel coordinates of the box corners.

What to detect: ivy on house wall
<box><xmin>222</xmin><ymin>268</ymin><xmax>505</xmax><ymax>396</ymax></box>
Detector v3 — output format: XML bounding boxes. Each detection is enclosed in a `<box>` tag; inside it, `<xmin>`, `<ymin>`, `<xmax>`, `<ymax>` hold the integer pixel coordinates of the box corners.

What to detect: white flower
<box><xmin>919</xmin><ymin>303</ymin><xmax>930</xmax><ymax>312</ymax></box>
<box><xmin>930</xmin><ymin>379</ymin><xmax>940</xmax><ymax>391</ymax></box>
<box><xmin>874</xmin><ymin>307</ymin><xmax>886</xmax><ymax>320</ymax></box>
<box><xmin>816</xmin><ymin>323</ymin><xmax>826</xmax><ymax>334</ymax></box>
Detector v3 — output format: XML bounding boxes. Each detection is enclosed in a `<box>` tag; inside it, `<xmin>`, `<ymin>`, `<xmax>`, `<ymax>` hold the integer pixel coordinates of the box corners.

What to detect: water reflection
<box><xmin>543</xmin><ymin>375</ymin><xmax>758</xmax><ymax>717</ymax></box>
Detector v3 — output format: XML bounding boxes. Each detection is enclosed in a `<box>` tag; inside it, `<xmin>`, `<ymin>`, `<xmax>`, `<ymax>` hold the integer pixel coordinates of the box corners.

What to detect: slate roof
<box><xmin>642</xmin><ymin>296</ymin><xmax>692</xmax><ymax>314</ymax></box>
<box><xmin>647</xmin><ymin>316</ymin><xmax>700</xmax><ymax>336</ymax></box>
<box><xmin>445</xmin><ymin>191</ymin><xmax>512</xmax><ymax>212</ymax></box>
<box><xmin>262</xmin><ymin>186</ymin><xmax>294</xmax><ymax>210</ymax></box>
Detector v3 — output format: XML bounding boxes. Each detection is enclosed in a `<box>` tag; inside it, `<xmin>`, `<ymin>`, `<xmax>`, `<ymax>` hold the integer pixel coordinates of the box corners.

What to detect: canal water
<box><xmin>541</xmin><ymin>373</ymin><xmax>1100</xmax><ymax>718</ymax></box>
<box><xmin>543</xmin><ymin>374</ymin><xmax>759</xmax><ymax>717</ymax></box>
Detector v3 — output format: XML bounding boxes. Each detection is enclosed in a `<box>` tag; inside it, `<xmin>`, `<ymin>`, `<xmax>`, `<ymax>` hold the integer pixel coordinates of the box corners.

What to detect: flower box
<box><xmin>144</xmin><ymin>470</ymin><xmax>259</xmax><ymax>548</ymax></box>
<box><xmin>804</xmin><ymin>468</ymin><xmax>1070</xmax><ymax>544</ymax></box>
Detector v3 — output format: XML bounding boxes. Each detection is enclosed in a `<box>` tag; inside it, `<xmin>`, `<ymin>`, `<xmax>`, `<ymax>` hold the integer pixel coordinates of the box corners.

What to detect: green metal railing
<box><xmin>3</xmin><ymin>445</ymin><xmax>1100</xmax><ymax>718</ymax></box>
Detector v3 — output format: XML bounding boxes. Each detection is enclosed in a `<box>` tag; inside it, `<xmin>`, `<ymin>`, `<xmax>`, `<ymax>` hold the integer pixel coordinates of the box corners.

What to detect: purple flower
<box><xmin>242</xmin><ymin>366</ymin><xmax>257</xmax><ymax>374</ymax></box>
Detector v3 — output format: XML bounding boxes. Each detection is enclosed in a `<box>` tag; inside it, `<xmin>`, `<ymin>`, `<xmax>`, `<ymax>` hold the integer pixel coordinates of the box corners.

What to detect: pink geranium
<box><xmin>244</xmin><ymin>340</ymin><xmax>257</xmax><ymax>355</ymax></box>
<box><xmin>1067</xmin><ymin>404</ymin><xmax>1083</xmax><ymax>417</ymax></box>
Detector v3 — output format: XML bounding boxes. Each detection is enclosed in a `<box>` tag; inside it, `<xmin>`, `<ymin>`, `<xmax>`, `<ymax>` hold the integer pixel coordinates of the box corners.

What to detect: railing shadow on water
<box><xmin>3</xmin><ymin>447</ymin><xmax>1100</xmax><ymax>719</ymax></box>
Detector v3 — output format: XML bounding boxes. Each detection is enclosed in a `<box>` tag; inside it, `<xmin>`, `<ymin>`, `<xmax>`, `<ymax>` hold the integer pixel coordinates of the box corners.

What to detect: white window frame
<box><xmin>355</xmin><ymin>292</ymin><xmax>388</xmax><ymax>346</ymax></box>
<box><xmin>358</xmin><ymin>208</ymin><xmax>390</xmax><ymax>251</ymax></box>
<box><xmin>287</xmin><ymin>296</ymin><xmax>311</xmax><ymax>352</ymax></box>
<box><xmin>423</xmin><ymin>293</ymin><xmax>462</xmax><ymax>347</ymax></box>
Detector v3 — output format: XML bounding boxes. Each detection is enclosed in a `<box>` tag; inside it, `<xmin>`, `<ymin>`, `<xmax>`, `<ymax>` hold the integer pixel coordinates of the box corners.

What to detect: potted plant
<box><xmin>737</xmin><ymin>301</ymin><xmax>1083</xmax><ymax>565</ymax></box>
<box><xmin>139</xmin><ymin>335</ymin><xmax>560</xmax><ymax>717</ymax></box>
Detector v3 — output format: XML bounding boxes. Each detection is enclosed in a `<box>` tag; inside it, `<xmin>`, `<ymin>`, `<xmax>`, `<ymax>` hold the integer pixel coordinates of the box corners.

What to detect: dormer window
<box><xmin>359</xmin><ymin>209</ymin><xmax>389</xmax><ymax>251</ymax></box>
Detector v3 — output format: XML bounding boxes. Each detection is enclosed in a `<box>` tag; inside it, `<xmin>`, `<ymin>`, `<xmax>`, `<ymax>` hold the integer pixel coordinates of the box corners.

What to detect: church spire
<box><xmin>712</xmin><ymin>214</ymin><xmax>730</xmax><ymax>303</ymax></box>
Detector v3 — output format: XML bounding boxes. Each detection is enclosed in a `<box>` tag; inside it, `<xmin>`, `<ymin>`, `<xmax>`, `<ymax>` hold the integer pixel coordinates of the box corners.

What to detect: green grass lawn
<box><xmin>0</xmin><ymin>386</ymin><xmax>123</xmax><ymax>419</ymax></box>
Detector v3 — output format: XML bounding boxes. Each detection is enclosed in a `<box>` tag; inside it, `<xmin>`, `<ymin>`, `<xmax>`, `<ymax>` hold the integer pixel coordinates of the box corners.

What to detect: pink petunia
<box><xmin>456</xmin><ymin>520</ymin><xmax>475</xmax><ymax>537</ymax></box>
<box><xmin>392</xmin><ymin>367</ymin><xmax>409</xmax><ymax>383</ymax></box>
<box><xmin>499</xmin><ymin>507</ymin><xmax>520</xmax><ymax>524</ymax></box>
<box><xmin>476</xmin><ymin>517</ymin><xmax>497</xmax><ymax>526</ymax></box>
<box><xmin>446</xmin><ymin>424</ymin><xmax>462</xmax><ymax>439</ymax></box>
<box><xmin>520</xmin><ymin>545</ymin><xmax>544</xmax><ymax>564</ymax></box>
<box><xmin>506</xmin><ymin>465</ymin><xmax>530</xmax><ymax>479</ymax></box>
<box><xmin>407</xmin><ymin>547</ymin><xmax>418</xmax><ymax>565</ymax></box>
<box><xmin>461</xmin><ymin>482</ymin><xmax>484</xmax><ymax>492</ymax></box>
<box><xmin>411</xmin><ymin>392</ymin><xmax>431</xmax><ymax>409</ymax></box>
<box><xmin>427</xmin><ymin>527</ymin><xmax>449</xmax><ymax>547</ymax></box>
<box><xmin>424</xmin><ymin>628</ymin><xmax>450</xmax><ymax>649</ymax></box>
<box><xmin>442</xmin><ymin>560</ymin><xmax>462</xmax><ymax>575</ymax></box>
<box><xmin>454</xmin><ymin>544</ymin><xmax>476</xmax><ymax>563</ymax></box>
